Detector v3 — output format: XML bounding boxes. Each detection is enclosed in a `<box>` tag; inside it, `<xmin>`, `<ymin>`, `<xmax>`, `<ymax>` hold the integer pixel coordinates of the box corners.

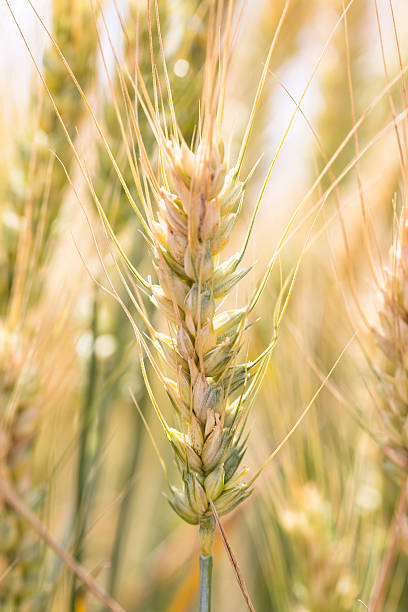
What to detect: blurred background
<box><xmin>1</xmin><ymin>0</ymin><xmax>408</xmax><ymax>610</ymax></box>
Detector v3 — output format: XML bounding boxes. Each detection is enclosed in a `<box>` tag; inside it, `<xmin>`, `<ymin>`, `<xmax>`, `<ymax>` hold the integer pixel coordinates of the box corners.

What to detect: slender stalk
<box><xmin>199</xmin><ymin>555</ymin><xmax>213</xmax><ymax>612</ymax></box>
<box><xmin>369</xmin><ymin>479</ymin><xmax>408</xmax><ymax>612</ymax></box>
<box><xmin>199</xmin><ymin>517</ymin><xmax>215</xmax><ymax>612</ymax></box>
<box><xmin>70</xmin><ymin>291</ymin><xmax>99</xmax><ymax>611</ymax></box>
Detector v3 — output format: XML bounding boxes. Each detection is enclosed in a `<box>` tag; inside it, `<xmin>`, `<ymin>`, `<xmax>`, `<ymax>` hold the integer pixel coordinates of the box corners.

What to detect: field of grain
<box><xmin>1</xmin><ymin>1</ymin><xmax>408</xmax><ymax>611</ymax></box>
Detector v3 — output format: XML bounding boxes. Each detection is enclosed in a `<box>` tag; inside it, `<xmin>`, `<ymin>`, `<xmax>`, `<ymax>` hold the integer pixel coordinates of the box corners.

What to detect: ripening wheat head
<box><xmin>107</xmin><ymin>3</ymin><xmax>283</xmax><ymax>533</ymax></box>
<box><xmin>153</xmin><ymin>132</ymin><xmax>255</xmax><ymax>525</ymax></box>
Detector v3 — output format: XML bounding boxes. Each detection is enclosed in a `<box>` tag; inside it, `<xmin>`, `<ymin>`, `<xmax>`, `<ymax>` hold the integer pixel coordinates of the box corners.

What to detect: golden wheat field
<box><xmin>2</xmin><ymin>0</ymin><xmax>408</xmax><ymax>610</ymax></box>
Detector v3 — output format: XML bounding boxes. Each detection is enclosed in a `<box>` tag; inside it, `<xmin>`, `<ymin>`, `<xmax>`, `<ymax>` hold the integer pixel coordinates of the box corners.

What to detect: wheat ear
<box><xmin>0</xmin><ymin>1</ymin><xmax>98</xmax><ymax>608</ymax></box>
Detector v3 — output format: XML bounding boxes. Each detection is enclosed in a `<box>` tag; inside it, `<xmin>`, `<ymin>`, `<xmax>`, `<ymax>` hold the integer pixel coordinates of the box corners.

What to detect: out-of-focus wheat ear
<box><xmin>0</xmin><ymin>1</ymin><xmax>99</xmax><ymax>609</ymax></box>
<box><xmin>367</xmin><ymin>199</ymin><xmax>408</xmax><ymax>611</ymax></box>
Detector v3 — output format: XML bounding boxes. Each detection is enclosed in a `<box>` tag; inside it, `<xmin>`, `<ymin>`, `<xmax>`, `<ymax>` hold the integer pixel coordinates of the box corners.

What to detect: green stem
<box><xmin>70</xmin><ymin>292</ymin><xmax>98</xmax><ymax>612</ymax></box>
<box><xmin>199</xmin><ymin>555</ymin><xmax>213</xmax><ymax>612</ymax></box>
<box><xmin>199</xmin><ymin>517</ymin><xmax>215</xmax><ymax>612</ymax></box>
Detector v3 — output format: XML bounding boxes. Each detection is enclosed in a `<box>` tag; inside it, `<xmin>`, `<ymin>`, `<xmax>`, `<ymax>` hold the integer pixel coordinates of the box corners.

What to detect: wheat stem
<box><xmin>199</xmin><ymin>555</ymin><xmax>213</xmax><ymax>612</ymax></box>
<box><xmin>199</xmin><ymin>517</ymin><xmax>215</xmax><ymax>612</ymax></box>
<box><xmin>70</xmin><ymin>292</ymin><xmax>99</xmax><ymax>610</ymax></box>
